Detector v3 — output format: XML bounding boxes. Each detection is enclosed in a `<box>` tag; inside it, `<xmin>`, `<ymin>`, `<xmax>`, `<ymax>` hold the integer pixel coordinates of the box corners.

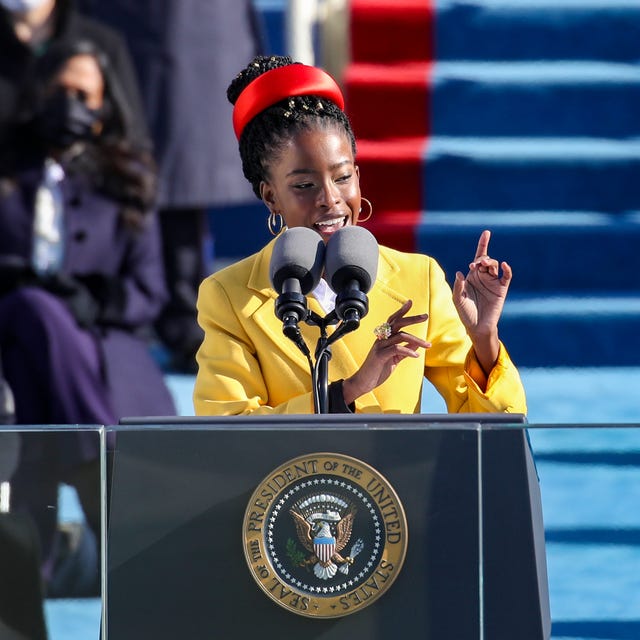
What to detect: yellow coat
<box><xmin>194</xmin><ymin>238</ymin><xmax>527</xmax><ymax>416</ymax></box>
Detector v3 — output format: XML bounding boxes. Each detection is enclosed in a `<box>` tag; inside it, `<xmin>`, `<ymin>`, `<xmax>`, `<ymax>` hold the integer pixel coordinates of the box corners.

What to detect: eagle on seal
<box><xmin>290</xmin><ymin>505</ymin><xmax>357</xmax><ymax>580</ymax></box>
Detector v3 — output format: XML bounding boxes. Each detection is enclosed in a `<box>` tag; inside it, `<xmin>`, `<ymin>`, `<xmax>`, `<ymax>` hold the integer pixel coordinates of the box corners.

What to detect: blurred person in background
<box><xmin>0</xmin><ymin>0</ymin><xmax>149</xmax><ymax>154</ymax></box>
<box><xmin>78</xmin><ymin>0</ymin><xmax>265</xmax><ymax>372</ymax></box>
<box><xmin>0</xmin><ymin>40</ymin><xmax>176</xmax><ymax>595</ymax></box>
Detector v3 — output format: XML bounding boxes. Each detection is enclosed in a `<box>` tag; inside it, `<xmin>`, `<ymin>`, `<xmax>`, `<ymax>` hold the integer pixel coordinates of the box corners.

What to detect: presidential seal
<box><xmin>243</xmin><ymin>452</ymin><xmax>408</xmax><ymax>618</ymax></box>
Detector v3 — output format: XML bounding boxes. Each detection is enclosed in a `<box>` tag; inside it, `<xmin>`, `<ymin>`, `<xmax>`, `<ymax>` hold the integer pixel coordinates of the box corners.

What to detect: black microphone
<box><xmin>269</xmin><ymin>227</ymin><xmax>325</xmax><ymax>352</ymax></box>
<box><xmin>325</xmin><ymin>225</ymin><xmax>379</xmax><ymax>331</ymax></box>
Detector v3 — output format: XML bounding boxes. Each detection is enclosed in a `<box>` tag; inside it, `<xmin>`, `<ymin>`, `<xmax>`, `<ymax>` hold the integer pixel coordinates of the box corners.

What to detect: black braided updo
<box><xmin>227</xmin><ymin>55</ymin><xmax>357</xmax><ymax>199</ymax></box>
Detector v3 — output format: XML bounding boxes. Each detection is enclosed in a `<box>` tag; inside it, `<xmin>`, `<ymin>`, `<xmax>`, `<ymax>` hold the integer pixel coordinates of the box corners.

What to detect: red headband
<box><xmin>232</xmin><ymin>64</ymin><xmax>345</xmax><ymax>140</ymax></box>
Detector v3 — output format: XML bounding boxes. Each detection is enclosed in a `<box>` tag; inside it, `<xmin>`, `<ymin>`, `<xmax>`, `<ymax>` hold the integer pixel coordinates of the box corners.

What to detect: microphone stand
<box><xmin>304</xmin><ymin>310</ymin><xmax>362</xmax><ymax>414</ymax></box>
<box><xmin>279</xmin><ymin>291</ymin><xmax>368</xmax><ymax>414</ymax></box>
<box><xmin>305</xmin><ymin>310</ymin><xmax>335</xmax><ymax>414</ymax></box>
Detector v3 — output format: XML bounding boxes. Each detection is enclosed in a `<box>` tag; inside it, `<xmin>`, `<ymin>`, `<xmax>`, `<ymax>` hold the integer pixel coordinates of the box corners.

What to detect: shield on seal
<box><xmin>314</xmin><ymin>535</ymin><xmax>336</xmax><ymax>563</ymax></box>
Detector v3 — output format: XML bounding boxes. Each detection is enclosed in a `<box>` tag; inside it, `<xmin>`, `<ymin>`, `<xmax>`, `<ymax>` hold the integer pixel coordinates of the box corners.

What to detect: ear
<box><xmin>260</xmin><ymin>180</ymin><xmax>277</xmax><ymax>210</ymax></box>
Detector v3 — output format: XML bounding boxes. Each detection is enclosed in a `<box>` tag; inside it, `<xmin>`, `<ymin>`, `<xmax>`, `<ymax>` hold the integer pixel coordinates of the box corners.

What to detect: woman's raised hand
<box><xmin>452</xmin><ymin>230</ymin><xmax>512</xmax><ymax>337</ymax></box>
<box><xmin>452</xmin><ymin>230</ymin><xmax>511</xmax><ymax>374</ymax></box>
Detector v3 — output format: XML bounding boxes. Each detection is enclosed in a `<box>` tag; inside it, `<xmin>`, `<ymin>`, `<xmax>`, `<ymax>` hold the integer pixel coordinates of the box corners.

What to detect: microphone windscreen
<box><xmin>269</xmin><ymin>227</ymin><xmax>325</xmax><ymax>295</ymax></box>
<box><xmin>325</xmin><ymin>226</ymin><xmax>379</xmax><ymax>294</ymax></box>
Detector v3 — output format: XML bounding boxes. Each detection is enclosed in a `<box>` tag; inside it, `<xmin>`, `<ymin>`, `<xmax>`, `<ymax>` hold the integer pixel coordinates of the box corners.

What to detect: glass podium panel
<box><xmin>5</xmin><ymin>420</ymin><xmax>639</xmax><ymax>639</ymax></box>
<box><xmin>0</xmin><ymin>425</ymin><xmax>104</xmax><ymax>640</ymax></box>
<box><xmin>523</xmin><ymin>424</ymin><xmax>640</xmax><ymax>640</ymax></box>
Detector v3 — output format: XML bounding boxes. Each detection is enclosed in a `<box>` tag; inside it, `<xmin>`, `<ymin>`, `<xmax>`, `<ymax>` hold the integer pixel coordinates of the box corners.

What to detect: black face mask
<box><xmin>35</xmin><ymin>88</ymin><xmax>102</xmax><ymax>149</ymax></box>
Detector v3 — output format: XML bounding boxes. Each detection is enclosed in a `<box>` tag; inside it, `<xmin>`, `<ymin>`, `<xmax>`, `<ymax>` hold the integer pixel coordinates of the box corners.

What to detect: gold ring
<box><xmin>374</xmin><ymin>322</ymin><xmax>392</xmax><ymax>340</ymax></box>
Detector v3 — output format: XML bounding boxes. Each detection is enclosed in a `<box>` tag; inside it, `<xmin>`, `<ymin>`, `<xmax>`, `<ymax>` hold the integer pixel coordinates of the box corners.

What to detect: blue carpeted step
<box><xmin>45</xmin><ymin>599</ymin><xmax>102</xmax><ymax>640</ymax></box>
<box><xmin>535</xmin><ymin>457</ymin><xmax>640</xmax><ymax>529</ymax></box>
<box><xmin>207</xmin><ymin>201</ymin><xmax>271</xmax><ymax>261</ymax></box>
<box><xmin>358</xmin><ymin>137</ymin><xmax>640</xmax><ymax>216</ymax></box>
<box><xmin>347</xmin><ymin>61</ymin><xmax>640</xmax><ymax>140</ymax></box>
<box><xmin>385</xmin><ymin>218</ymin><xmax>630</xmax><ymax>366</ymax></box>
<box><xmin>498</xmin><ymin>295</ymin><xmax>640</xmax><ymax>366</ymax></box>
<box><xmin>423</xmin><ymin>137</ymin><xmax>640</xmax><ymax>212</ymax></box>
<box><xmin>531</xmin><ymin>434</ymin><xmax>640</xmax><ymax>627</ymax></box>
<box><xmin>416</xmin><ymin>211</ymin><xmax>640</xmax><ymax>291</ymax></box>
<box><xmin>436</xmin><ymin>0</ymin><xmax>640</xmax><ymax>63</ymax></box>
<box><xmin>529</xmin><ymin>427</ymin><xmax>640</xmax><ymax>453</ymax></box>
<box><xmin>432</xmin><ymin>62</ymin><xmax>640</xmax><ymax>138</ymax></box>
<box><xmin>545</xmin><ymin>541</ymin><xmax>640</xmax><ymax>623</ymax></box>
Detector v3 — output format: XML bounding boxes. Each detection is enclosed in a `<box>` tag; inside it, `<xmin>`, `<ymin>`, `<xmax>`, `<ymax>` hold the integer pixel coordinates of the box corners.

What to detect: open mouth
<box><xmin>314</xmin><ymin>216</ymin><xmax>347</xmax><ymax>234</ymax></box>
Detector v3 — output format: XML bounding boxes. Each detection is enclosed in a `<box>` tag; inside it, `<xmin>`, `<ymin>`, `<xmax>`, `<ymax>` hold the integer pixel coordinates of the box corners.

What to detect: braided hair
<box><xmin>227</xmin><ymin>55</ymin><xmax>357</xmax><ymax>199</ymax></box>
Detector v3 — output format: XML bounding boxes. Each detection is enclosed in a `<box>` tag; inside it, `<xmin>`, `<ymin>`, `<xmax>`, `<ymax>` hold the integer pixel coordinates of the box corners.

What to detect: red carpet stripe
<box><xmin>355</xmin><ymin>138</ymin><xmax>427</xmax><ymax>252</ymax></box>
<box><xmin>350</xmin><ymin>0</ymin><xmax>435</xmax><ymax>64</ymax></box>
<box><xmin>345</xmin><ymin>0</ymin><xmax>434</xmax><ymax>252</ymax></box>
<box><xmin>344</xmin><ymin>62</ymin><xmax>431</xmax><ymax>140</ymax></box>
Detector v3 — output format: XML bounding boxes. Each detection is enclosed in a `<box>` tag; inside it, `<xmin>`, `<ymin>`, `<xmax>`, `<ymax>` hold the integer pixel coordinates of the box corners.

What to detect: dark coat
<box><xmin>0</xmin><ymin>145</ymin><xmax>175</xmax><ymax>587</ymax></box>
<box><xmin>78</xmin><ymin>0</ymin><xmax>264</xmax><ymax>208</ymax></box>
<box><xmin>0</xmin><ymin>0</ymin><xmax>149</xmax><ymax>153</ymax></box>
<box><xmin>0</xmin><ymin>163</ymin><xmax>176</xmax><ymax>421</ymax></box>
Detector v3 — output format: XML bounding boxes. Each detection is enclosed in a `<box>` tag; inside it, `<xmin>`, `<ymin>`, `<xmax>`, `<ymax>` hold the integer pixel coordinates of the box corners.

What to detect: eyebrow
<box><xmin>286</xmin><ymin>160</ymin><xmax>353</xmax><ymax>178</ymax></box>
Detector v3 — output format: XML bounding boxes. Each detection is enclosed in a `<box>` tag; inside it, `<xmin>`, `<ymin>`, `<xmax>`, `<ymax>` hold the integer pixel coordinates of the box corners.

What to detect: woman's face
<box><xmin>53</xmin><ymin>54</ymin><xmax>105</xmax><ymax>110</ymax></box>
<box><xmin>260</xmin><ymin>125</ymin><xmax>361</xmax><ymax>243</ymax></box>
<box><xmin>36</xmin><ymin>53</ymin><xmax>106</xmax><ymax>149</ymax></box>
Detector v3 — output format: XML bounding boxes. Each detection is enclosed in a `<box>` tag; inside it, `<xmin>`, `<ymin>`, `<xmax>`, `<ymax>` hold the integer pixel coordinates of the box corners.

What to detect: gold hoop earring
<box><xmin>359</xmin><ymin>197</ymin><xmax>373</xmax><ymax>223</ymax></box>
<box><xmin>268</xmin><ymin>211</ymin><xmax>285</xmax><ymax>236</ymax></box>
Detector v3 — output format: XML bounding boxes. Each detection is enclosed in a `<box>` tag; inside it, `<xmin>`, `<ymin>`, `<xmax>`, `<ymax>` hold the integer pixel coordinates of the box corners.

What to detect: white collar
<box><xmin>311</xmin><ymin>278</ymin><xmax>336</xmax><ymax>313</ymax></box>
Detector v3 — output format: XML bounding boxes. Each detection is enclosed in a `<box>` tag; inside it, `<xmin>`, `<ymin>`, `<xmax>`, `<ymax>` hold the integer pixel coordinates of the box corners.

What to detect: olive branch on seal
<box><xmin>285</xmin><ymin>538</ymin><xmax>306</xmax><ymax>566</ymax></box>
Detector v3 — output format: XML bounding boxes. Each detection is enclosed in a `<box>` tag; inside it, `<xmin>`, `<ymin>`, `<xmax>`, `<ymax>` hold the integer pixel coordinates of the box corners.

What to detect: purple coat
<box><xmin>0</xmin><ymin>164</ymin><xmax>176</xmax><ymax>425</ymax></box>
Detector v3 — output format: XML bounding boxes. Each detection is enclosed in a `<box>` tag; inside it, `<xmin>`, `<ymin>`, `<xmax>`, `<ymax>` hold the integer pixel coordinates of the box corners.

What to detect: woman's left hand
<box><xmin>453</xmin><ymin>230</ymin><xmax>511</xmax><ymax>335</ymax></box>
<box><xmin>452</xmin><ymin>230</ymin><xmax>511</xmax><ymax>374</ymax></box>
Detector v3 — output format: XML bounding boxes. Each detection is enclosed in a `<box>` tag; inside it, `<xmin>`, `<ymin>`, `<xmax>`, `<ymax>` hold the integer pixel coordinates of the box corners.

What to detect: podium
<box><xmin>107</xmin><ymin>414</ymin><xmax>550</xmax><ymax>639</ymax></box>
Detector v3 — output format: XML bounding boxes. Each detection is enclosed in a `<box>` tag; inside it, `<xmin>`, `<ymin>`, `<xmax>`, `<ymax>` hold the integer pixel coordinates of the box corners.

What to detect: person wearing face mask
<box><xmin>35</xmin><ymin>80</ymin><xmax>103</xmax><ymax>148</ymax></box>
<box><xmin>77</xmin><ymin>0</ymin><xmax>265</xmax><ymax>374</ymax></box>
<box><xmin>0</xmin><ymin>0</ymin><xmax>149</xmax><ymax>160</ymax></box>
<box><xmin>0</xmin><ymin>40</ymin><xmax>175</xmax><ymax>597</ymax></box>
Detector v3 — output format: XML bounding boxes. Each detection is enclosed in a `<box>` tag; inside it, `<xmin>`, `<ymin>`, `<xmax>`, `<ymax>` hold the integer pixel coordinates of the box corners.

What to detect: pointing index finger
<box><xmin>474</xmin><ymin>229</ymin><xmax>491</xmax><ymax>260</ymax></box>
